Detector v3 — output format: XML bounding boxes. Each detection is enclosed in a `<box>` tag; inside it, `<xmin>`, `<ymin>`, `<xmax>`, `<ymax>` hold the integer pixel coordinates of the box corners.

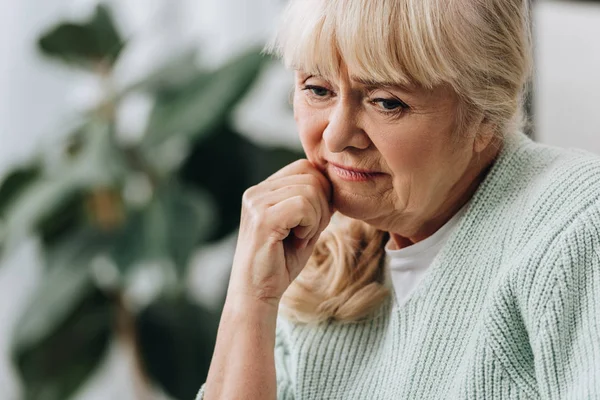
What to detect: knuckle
<box><xmin>241</xmin><ymin>194</ymin><xmax>255</xmax><ymax>211</ymax></box>
<box><xmin>296</xmin><ymin>159</ymin><xmax>313</xmax><ymax>169</ymax></box>
<box><xmin>305</xmin><ymin>186</ymin><xmax>321</xmax><ymax>203</ymax></box>
<box><xmin>244</xmin><ymin>204</ymin><xmax>262</xmax><ymax>226</ymax></box>
<box><xmin>305</xmin><ymin>173</ymin><xmax>321</xmax><ymax>188</ymax></box>
<box><xmin>242</xmin><ymin>188</ymin><xmax>268</xmax><ymax>222</ymax></box>
<box><xmin>242</xmin><ymin>186</ymin><xmax>264</xmax><ymax>209</ymax></box>
<box><xmin>297</xmin><ymin>195</ymin><xmax>311</xmax><ymax>208</ymax></box>
<box><xmin>242</xmin><ymin>186</ymin><xmax>257</xmax><ymax>203</ymax></box>
<box><xmin>298</xmin><ymin>196</ymin><xmax>316</xmax><ymax>215</ymax></box>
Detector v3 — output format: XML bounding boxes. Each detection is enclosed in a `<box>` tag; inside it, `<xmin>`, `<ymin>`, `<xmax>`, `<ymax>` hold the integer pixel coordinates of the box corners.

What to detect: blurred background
<box><xmin>0</xmin><ymin>0</ymin><xmax>598</xmax><ymax>399</ymax></box>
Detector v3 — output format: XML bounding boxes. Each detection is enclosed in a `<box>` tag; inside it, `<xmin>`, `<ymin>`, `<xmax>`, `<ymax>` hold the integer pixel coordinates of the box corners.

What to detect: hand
<box><xmin>227</xmin><ymin>160</ymin><xmax>333</xmax><ymax>306</ymax></box>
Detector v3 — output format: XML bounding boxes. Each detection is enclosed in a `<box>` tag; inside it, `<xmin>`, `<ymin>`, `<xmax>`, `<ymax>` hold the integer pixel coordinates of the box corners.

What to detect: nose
<box><xmin>322</xmin><ymin>101</ymin><xmax>370</xmax><ymax>153</ymax></box>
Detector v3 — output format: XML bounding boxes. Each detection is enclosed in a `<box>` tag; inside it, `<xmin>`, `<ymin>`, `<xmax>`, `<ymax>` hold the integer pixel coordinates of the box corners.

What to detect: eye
<box><xmin>302</xmin><ymin>85</ymin><xmax>332</xmax><ymax>98</ymax></box>
<box><xmin>372</xmin><ymin>98</ymin><xmax>410</xmax><ymax>111</ymax></box>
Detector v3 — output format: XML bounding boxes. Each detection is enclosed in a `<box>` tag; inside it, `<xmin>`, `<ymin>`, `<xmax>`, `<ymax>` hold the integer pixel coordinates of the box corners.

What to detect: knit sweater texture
<box><xmin>196</xmin><ymin>131</ymin><xmax>600</xmax><ymax>399</ymax></box>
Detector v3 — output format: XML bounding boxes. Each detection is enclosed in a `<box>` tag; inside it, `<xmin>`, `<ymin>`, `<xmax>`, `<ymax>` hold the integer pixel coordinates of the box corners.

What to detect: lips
<box><xmin>327</xmin><ymin>162</ymin><xmax>384</xmax><ymax>182</ymax></box>
<box><xmin>328</xmin><ymin>162</ymin><xmax>380</xmax><ymax>174</ymax></box>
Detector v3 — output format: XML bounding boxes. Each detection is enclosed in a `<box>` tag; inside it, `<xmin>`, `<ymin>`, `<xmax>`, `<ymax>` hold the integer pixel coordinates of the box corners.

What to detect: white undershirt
<box><xmin>384</xmin><ymin>204</ymin><xmax>468</xmax><ymax>307</ymax></box>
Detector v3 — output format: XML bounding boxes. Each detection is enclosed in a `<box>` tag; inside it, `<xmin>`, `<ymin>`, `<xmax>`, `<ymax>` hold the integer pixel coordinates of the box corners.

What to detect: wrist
<box><xmin>223</xmin><ymin>294</ymin><xmax>280</xmax><ymax>325</ymax></box>
<box><xmin>226</xmin><ymin>278</ymin><xmax>283</xmax><ymax>310</ymax></box>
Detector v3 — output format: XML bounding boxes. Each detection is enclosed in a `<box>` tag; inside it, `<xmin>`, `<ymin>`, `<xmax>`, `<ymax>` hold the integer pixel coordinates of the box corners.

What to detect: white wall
<box><xmin>534</xmin><ymin>0</ymin><xmax>600</xmax><ymax>152</ymax></box>
<box><xmin>0</xmin><ymin>0</ymin><xmax>75</xmax><ymax>175</ymax></box>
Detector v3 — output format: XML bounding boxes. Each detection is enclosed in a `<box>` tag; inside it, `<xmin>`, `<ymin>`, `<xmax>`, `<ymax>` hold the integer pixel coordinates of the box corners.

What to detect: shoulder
<box><xmin>519</xmin><ymin>139</ymin><xmax>600</xmax><ymax>238</ymax></box>
<box><xmin>497</xmin><ymin>138</ymin><xmax>600</xmax><ymax>333</ymax></box>
<box><xmin>521</xmin><ymin>140</ymin><xmax>600</xmax><ymax>202</ymax></box>
<box><xmin>502</xmin><ymin>133</ymin><xmax>600</xmax><ymax>213</ymax></box>
<box><xmin>470</xmin><ymin>133</ymin><xmax>600</xmax><ymax>317</ymax></box>
<box><xmin>524</xmin><ymin>199</ymin><xmax>600</xmax><ymax>352</ymax></box>
<box><xmin>477</xmin><ymin>132</ymin><xmax>600</xmax><ymax>242</ymax></box>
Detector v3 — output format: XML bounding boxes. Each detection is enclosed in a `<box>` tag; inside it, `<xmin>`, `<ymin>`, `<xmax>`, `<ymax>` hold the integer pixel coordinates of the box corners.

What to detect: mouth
<box><xmin>327</xmin><ymin>162</ymin><xmax>385</xmax><ymax>182</ymax></box>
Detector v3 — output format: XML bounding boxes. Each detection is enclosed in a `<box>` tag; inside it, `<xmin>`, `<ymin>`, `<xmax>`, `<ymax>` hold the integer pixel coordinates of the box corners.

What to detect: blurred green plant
<box><xmin>0</xmin><ymin>4</ymin><xmax>301</xmax><ymax>400</ymax></box>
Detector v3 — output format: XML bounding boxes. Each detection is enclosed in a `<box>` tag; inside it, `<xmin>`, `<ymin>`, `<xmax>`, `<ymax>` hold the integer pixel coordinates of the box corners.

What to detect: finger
<box><xmin>260</xmin><ymin>174</ymin><xmax>333</xmax><ymax>234</ymax></box>
<box><xmin>244</xmin><ymin>179</ymin><xmax>329</xmax><ymax>243</ymax></box>
<box><xmin>259</xmin><ymin>184</ymin><xmax>328</xmax><ymax>240</ymax></box>
<box><xmin>265</xmin><ymin>196</ymin><xmax>319</xmax><ymax>242</ymax></box>
<box><xmin>266</xmin><ymin>159</ymin><xmax>315</xmax><ymax>180</ymax></box>
<box><xmin>291</xmin><ymin>225</ymin><xmax>313</xmax><ymax>240</ymax></box>
<box><xmin>266</xmin><ymin>159</ymin><xmax>332</xmax><ymax>203</ymax></box>
<box><xmin>261</xmin><ymin>186</ymin><xmax>324</xmax><ymax>241</ymax></box>
<box><xmin>261</xmin><ymin>173</ymin><xmax>324</xmax><ymax>192</ymax></box>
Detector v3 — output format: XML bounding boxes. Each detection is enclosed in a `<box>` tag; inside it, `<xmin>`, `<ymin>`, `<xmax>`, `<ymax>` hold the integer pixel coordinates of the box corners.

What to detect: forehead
<box><xmin>268</xmin><ymin>0</ymin><xmax>474</xmax><ymax>106</ymax></box>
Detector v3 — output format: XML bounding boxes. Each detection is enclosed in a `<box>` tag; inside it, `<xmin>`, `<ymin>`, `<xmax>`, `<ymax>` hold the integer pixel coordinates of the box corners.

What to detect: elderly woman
<box><xmin>197</xmin><ymin>0</ymin><xmax>600</xmax><ymax>398</ymax></box>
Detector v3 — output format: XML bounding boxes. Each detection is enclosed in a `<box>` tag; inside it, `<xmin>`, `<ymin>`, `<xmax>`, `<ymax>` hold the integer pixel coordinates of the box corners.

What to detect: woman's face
<box><xmin>293</xmin><ymin>69</ymin><xmax>496</xmax><ymax>243</ymax></box>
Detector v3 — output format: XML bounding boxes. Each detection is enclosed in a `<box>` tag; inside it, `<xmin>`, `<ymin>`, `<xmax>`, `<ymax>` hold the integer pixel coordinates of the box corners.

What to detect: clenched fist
<box><xmin>227</xmin><ymin>160</ymin><xmax>333</xmax><ymax>306</ymax></box>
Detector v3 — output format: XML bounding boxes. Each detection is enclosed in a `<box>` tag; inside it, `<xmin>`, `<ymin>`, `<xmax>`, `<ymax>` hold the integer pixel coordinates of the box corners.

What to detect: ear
<box><xmin>472</xmin><ymin>117</ymin><xmax>496</xmax><ymax>154</ymax></box>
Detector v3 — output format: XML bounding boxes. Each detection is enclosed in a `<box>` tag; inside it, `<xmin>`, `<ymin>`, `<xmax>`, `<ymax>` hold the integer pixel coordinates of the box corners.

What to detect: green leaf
<box><xmin>122</xmin><ymin>50</ymin><xmax>201</xmax><ymax>95</ymax></box>
<box><xmin>162</xmin><ymin>183</ymin><xmax>217</xmax><ymax>272</ymax></box>
<box><xmin>2</xmin><ymin>121</ymin><xmax>124</xmax><ymax>249</ymax></box>
<box><xmin>38</xmin><ymin>4</ymin><xmax>124</xmax><ymax>68</ymax></box>
<box><xmin>37</xmin><ymin>191</ymin><xmax>85</xmax><ymax>248</ymax></box>
<box><xmin>14</xmin><ymin>287</ymin><xmax>112</xmax><ymax>400</ymax></box>
<box><xmin>142</xmin><ymin>48</ymin><xmax>266</xmax><ymax>150</ymax></box>
<box><xmin>179</xmin><ymin>124</ymin><xmax>302</xmax><ymax>242</ymax></box>
<box><xmin>77</xmin><ymin>120</ymin><xmax>126</xmax><ymax>186</ymax></box>
<box><xmin>109</xmin><ymin>182</ymin><xmax>216</xmax><ymax>275</ymax></box>
<box><xmin>12</xmin><ymin>232</ymin><xmax>113</xmax><ymax>400</ymax></box>
<box><xmin>0</xmin><ymin>165</ymin><xmax>41</xmax><ymax>218</ymax></box>
<box><xmin>3</xmin><ymin>173</ymin><xmax>84</xmax><ymax>247</ymax></box>
<box><xmin>136</xmin><ymin>297</ymin><xmax>220</xmax><ymax>400</ymax></box>
<box><xmin>108</xmin><ymin>209</ymin><xmax>146</xmax><ymax>274</ymax></box>
<box><xmin>15</xmin><ymin>230</ymin><xmax>110</xmax><ymax>348</ymax></box>
<box><xmin>88</xmin><ymin>4</ymin><xmax>123</xmax><ymax>64</ymax></box>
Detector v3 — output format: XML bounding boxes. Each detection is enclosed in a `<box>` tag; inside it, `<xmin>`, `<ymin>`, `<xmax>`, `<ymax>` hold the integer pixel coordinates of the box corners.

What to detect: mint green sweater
<box><xmin>197</xmin><ymin>132</ymin><xmax>600</xmax><ymax>399</ymax></box>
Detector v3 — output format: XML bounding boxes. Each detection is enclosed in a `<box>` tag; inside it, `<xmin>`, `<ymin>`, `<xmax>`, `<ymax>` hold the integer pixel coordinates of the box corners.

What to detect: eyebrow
<box><xmin>350</xmin><ymin>76</ymin><xmax>417</xmax><ymax>93</ymax></box>
<box><xmin>297</xmin><ymin>70</ymin><xmax>419</xmax><ymax>94</ymax></box>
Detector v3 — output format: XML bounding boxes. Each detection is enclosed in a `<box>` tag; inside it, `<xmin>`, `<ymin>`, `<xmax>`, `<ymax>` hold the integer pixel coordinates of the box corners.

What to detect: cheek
<box><xmin>294</xmin><ymin>103</ymin><xmax>327</xmax><ymax>159</ymax></box>
<box><xmin>375</xmin><ymin>134</ymin><xmax>451</xmax><ymax>204</ymax></box>
<box><xmin>377</xmin><ymin>134</ymin><xmax>434</xmax><ymax>176</ymax></box>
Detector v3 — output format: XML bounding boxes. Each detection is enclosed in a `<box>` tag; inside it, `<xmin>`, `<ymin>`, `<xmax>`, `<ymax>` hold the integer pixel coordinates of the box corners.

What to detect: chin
<box><xmin>331</xmin><ymin>190</ymin><xmax>381</xmax><ymax>222</ymax></box>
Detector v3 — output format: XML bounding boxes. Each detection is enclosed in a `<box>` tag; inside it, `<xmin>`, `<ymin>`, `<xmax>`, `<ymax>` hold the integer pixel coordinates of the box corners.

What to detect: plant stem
<box><xmin>114</xmin><ymin>292</ymin><xmax>153</xmax><ymax>400</ymax></box>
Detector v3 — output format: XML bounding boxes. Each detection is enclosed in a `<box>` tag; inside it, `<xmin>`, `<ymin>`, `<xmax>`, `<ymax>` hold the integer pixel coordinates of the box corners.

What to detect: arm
<box><xmin>201</xmin><ymin>296</ymin><xmax>279</xmax><ymax>400</ymax></box>
<box><xmin>195</xmin><ymin>160</ymin><xmax>331</xmax><ymax>399</ymax></box>
<box><xmin>532</xmin><ymin>204</ymin><xmax>600</xmax><ymax>399</ymax></box>
<box><xmin>195</xmin><ymin>302</ymin><xmax>296</xmax><ymax>400</ymax></box>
